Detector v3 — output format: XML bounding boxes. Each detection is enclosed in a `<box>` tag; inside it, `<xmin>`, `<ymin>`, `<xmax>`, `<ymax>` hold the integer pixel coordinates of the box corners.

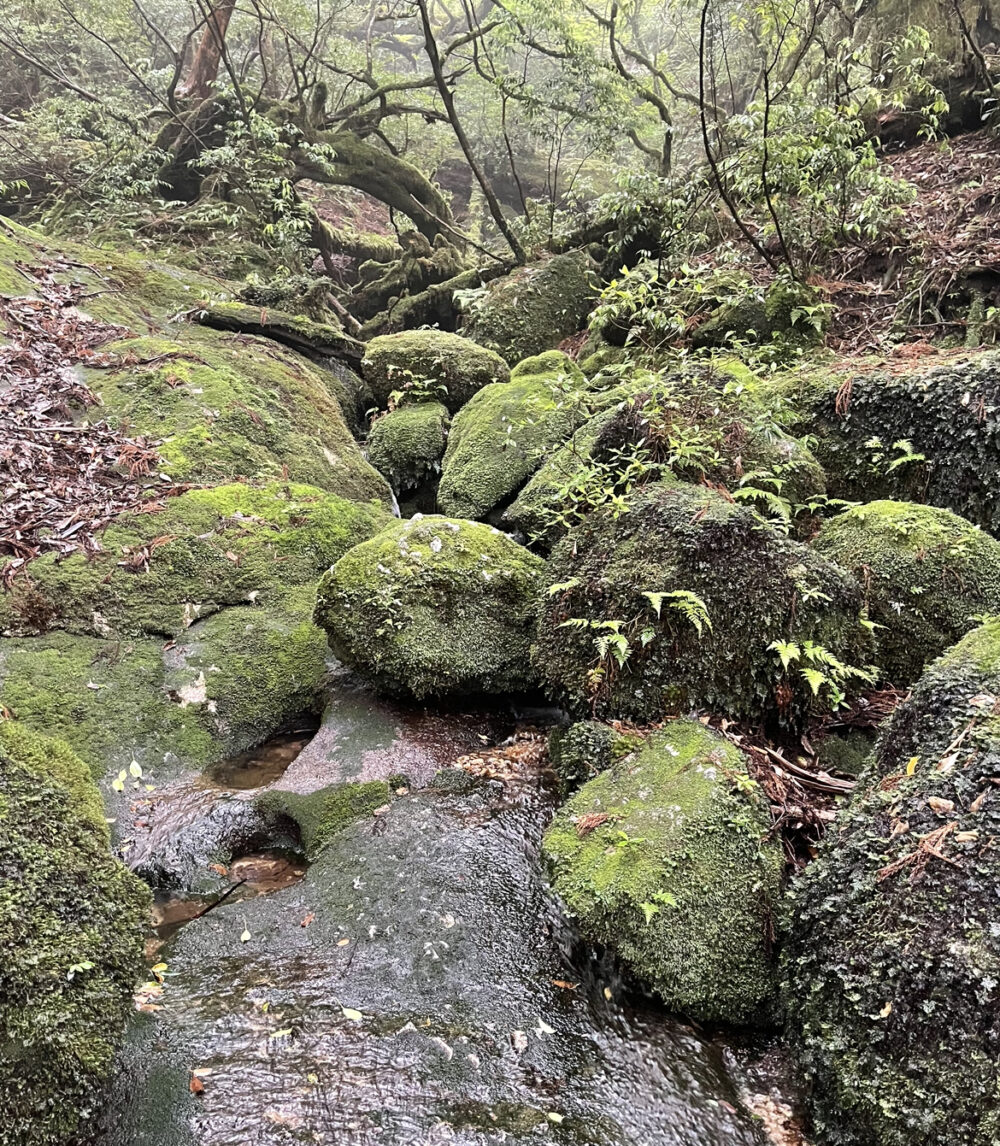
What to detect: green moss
<box><xmin>0</xmin><ymin>586</ymin><xmax>329</xmax><ymax>782</ymax></box>
<box><xmin>0</xmin><ymin>630</ymin><xmax>217</xmax><ymax>779</ymax></box>
<box><xmin>533</xmin><ymin>482</ymin><xmax>872</xmax><ymax>728</ymax></box>
<box><xmin>314</xmin><ymin>515</ymin><xmax>544</xmax><ymax>699</ymax></box>
<box><xmin>0</xmin><ymin>482</ymin><xmax>389</xmax><ymax>639</ymax></box>
<box><xmin>0</xmin><ymin>720</ymin><xmax>149</xmax><ymax>1145</ymax></box>
<box><xmin>85</xmin><ymin>326</ymin><xmax>390</xmax><ymax>500</ymax></box>
<box><xmin>548</xmin><ymin>719</ymin><xmax>641</xmax><ymax>796</ymax></box>
<box><xmin>367</xmin><ymin>403</ymin><xmax>450</xmax><ymax>494</ymax></box>
<box><xmin>769</xmin><ymin>352</ymin><xmax>1000</xmax><ymax>532</ymax></box>
<box><xmin>258</xmin><ymin>779</ymin><xmax>392</xmax><ymax>858</ymax></box>
<box><xmin>461</xmin><ymin>252</ymin><xmax>596</xmax><ymax>365</ymax></box>
<box><xmin>362</xmin><ymin>330</ymin><xmax>510</xmax><ymax>412</ymax></box>
<box><xmin>784</xmin><ymin>621</ymin><xmax>1000</xmax><ymax>1145</ymax></box>
<box><xmin>814</xmin><ymin>500</ymin><xmax>1000</xmax><ymax>683</ymax></box>
<box><xmin>437</xmin><ymin>351</ymin><xmax>586</xmax><ymax>520</ymax></box>
<box><xmin>192</xmin><ymin>300</ymin><xmax>364</xmax><ymax>361</ymax></box>
<box><xmin>545</xmin><ymin>719</ymin><xmax>783</xmax><ymax>1023</ymax></box>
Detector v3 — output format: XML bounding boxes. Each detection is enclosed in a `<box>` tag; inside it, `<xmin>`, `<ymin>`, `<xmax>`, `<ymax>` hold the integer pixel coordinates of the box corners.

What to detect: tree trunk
<box><xmin>177</xmin><ymin>0</ymin><xmax>236</xmax><ymax>101</ymax></box>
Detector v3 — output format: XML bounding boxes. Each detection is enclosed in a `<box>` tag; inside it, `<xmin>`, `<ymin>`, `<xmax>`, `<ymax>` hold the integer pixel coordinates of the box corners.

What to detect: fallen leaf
<box><xmin>341</xmin><ymin>1007</ymin><xmax>363</xmax><ymax>1022</ymax></box>
<box><xmin>927</xmin><ymin>796</ymin><xmax>955</xmax><ymax>815</ymax></box>
<box><xmin>300</xmin><ymin>913</ymin><xmax>315</xmax><ymax>928</ymax></box>
<box><xmin>547</xmin><ymin>1112</ymin><xmax>565</xmax><ymax>1124</ymax></box>
<box><xmin>189</xmin><ymin>1075</ymin><xmax>205</xmax><ymax>1094</ymax></box>
<box><xmin>551</xmin><ymin>980</ymin><xmax>579</xmax><ymax>990</ymax></box>
<box><xmin>879</xmin><ymin>1001</ymin><xmax>893</xmax><ymax>1018</ymax></box>
<box><xmin>337</xmin><ymin>937</ymin><xmax>350</xmax><ymax>947</ymax></box>
<box><xmin>240</xmin><ymin>929</ymin><xmax>251</xmax><ymax>942</ymax></box>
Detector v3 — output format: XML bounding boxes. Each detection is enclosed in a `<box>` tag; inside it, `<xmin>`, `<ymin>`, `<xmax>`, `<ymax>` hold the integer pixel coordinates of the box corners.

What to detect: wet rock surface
<box><xmin>102</xmin><ymin>681</ymin><xmax>772</xmax><ymax>1146</ymax></box>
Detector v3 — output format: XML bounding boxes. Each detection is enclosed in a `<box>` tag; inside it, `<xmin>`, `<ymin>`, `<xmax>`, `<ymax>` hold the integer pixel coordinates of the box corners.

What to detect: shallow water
<box><xmin>102</xmin><ymin>678</ymin><xmax>779</xmax><ymax>1146</ymax></box>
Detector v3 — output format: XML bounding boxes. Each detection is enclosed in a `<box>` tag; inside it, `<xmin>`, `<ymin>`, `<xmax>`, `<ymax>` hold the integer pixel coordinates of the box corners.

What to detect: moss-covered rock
<box><xmin>690</xmin><ymin>278</ymin><xmax>826</xmax><ymax>352</ymax></box>
<box><xmin>86</xmin><ymin>326</ymin><xmax>390</xmax><ymax>500</ymax></box>
<box><xmin>545</xmin><ymin>719</ymin><xmax>783</xmax><ymax>1023</ymax></box>
<box><xmin>314</xmin><ymin>515</ymin><xmax>544</xmax><ymax>699</ymax></box>
<box><xmin>775</xmin><ymin>352</ymin><xmax>1000</xmax><ymax>532</ymax></box>
<box><xmin>0</xmin><ymin>482</ymin><xmax>389</xmax><ymax>639</ymax></box>
<box><xmin>503</xmin><ymin>364</ymin><xmax>825</xmax><ymax>546</ymax></box>
<box><xmin>461</xmin><ymin>252</ymin><xmax>596</xmax><ymax>364</ymax></box>
<box><xmin>547</xmin><ymin>719</ymin><xmax>644</xmax><ymax>796</ymax></box>
<box><xmin>533</xmin><ymin>483</ymin><xmax>873</xmax><ymax>728</ymax></box>
<box><xmin>362</xmin><ymin>330</ymin><xmax>510</xmax><ymax>413</ymax></box>
<box><xmin>813</xmin><ymin>500</ymin><xmax>1000</xmax><ymax>683</ymax></box>
<box><xmin>783</xmin><ymin>619</ymin><xmax>1000</xmax><ymax>1146</ymax></box>
<box><xmin>0</xmin><ymin>720</ymin><xmax>149</xmax><ymax>1145</ymax></box>
<box><xmin>0</xmin><ymin>585</ymin><xmax>330</xmax><ymax>783</ymax></box>
<box><xmin>257</xmin><ymin>779</ymin><xmax>392</xmax><ymax>859</ymax></box>
<box><xmin>437</xmin><ymin>350</ymin><xmax>586</xmax><ymax>520</ymax></box>
<box><xmin>366</xmin><ymin>402</ymin><xmax>450</xmax><ymax>495</ymax></box>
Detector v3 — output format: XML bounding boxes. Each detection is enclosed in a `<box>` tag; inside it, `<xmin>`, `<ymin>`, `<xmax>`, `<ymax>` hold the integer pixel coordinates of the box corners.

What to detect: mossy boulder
<box><xmin>0</xmin><ymin>720</ymin><xmax>149</xmax><ymax>1145</ymax></box>
<box><xmin>775</xmin><ymin>352</ymin><xmax>1000</xmax><ymax>533</ymax></box>
<box><xmin>461</xmin><ymin>252</ymin><xmax>596</xmax><ymax>364</ymax></box>
<box><xmin>690</xmin><ymin>278</ymin><xmax>826</xmax><ymax>352</ymax></box>
<box><xmin>362</xmin><ymin>330</ymin><xmax>510</xmax><ymax>413</ymax></box>
<box><xmin>0</xmin><ymin>482</ymin><xmax>389</xmax><ymax>639</ymax></box>
<box><xmin>544</xmin><ymin>719</ymin><xmax>783</xmax><ymax>1023</ymax></box>
<box><xmin>0</xmin><ymin>584</ymin><xmax>329</xmax><ymax>784</ymax></box>
<box><xmin>813</xmin><ymin>500</ymin><xmax>1000</xmax><ymax>683</ymax></box>
<box><xmin>314</xmin><ymin>515</ymin><xmax>544</xmax><ymax>699</ymax></box>
<box><xmin>437</xmin><ymin>350</ymin><xmax>585</xmax><ymax>520</ymax></box>
<box><xmin>784</xmin><ymin>619</ymin><xmax>1000</xmax><ymax>1146</ymax></box>
<box><xmin>533</xmin><ymin>483</ymin><xmax>872</xmax><ymax>728</ymax></box>
<box><xmin>366</xmin><ymin>402</ymin><xmax>450</xmax><ymax>495</ymax></box>
<box><xmin>86</xmin><ymin>326</ymin><xmax>390</xmax><ymax>500</ymax></box>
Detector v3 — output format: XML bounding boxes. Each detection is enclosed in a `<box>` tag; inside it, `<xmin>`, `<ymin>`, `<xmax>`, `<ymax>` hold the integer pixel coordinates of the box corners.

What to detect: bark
<box><xmin>177</xmin><ymin>0</ymin><xmax>237</xmax><ymax>101</ymax></box>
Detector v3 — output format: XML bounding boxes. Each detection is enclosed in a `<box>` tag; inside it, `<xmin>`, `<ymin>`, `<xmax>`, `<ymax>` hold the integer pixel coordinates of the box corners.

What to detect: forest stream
<box><xmin>100</xmin><ymin>674</ymin><xmax>789</xmax><ymax>1146</ymax></box>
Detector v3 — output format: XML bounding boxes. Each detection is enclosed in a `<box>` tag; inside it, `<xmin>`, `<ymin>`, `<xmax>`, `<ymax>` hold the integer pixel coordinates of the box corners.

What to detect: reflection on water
<box><xmin>202</xmin><ymin>731</ymin><xmax>316</xmax><ymax>791</ymax></box>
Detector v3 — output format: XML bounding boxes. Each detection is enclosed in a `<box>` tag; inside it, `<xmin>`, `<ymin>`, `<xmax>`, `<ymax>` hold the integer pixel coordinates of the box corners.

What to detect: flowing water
<box><xmin>101</xmin><ymin>673</ymin><xmax>788</xmax><ymax>1146</ymax></box>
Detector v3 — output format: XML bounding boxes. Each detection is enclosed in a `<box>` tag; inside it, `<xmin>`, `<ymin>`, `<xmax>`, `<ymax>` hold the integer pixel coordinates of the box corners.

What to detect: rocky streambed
<box><xmin>99</xmin><ymin>675</ymin><xmax>796</xmax><ymax>1146</ymax></box>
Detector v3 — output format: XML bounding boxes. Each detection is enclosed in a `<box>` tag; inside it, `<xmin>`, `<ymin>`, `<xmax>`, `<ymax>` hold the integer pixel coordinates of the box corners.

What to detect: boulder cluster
<box><xmin>4</xmin><ymin>219</ymin><xmax>1000</xmax><ymax>1145</ymax></box>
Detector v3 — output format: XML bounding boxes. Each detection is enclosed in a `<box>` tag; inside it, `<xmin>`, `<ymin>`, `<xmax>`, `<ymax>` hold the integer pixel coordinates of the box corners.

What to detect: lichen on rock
<box><xmin>544</xmin><ymin>719</ymin><xmax>783</xmax><ymax>1023</ymax></box>
<box><xmin>314</xmin><ymin>515</ymin><xmax>544</xmax><ymax>699</ymax></box>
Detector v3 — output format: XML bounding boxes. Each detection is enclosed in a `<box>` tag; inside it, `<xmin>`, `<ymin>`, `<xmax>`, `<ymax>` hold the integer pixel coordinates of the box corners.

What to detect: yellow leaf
<box><xmin>337</xmin><ymin>938</ymin><xmax>350</xmax><ymax>947</ymax></box>
<box><xmin>341</xmin><ymin>1007</ymin><xmax>363</xmax><ymax>1022</ymax></box>
<box><xmin>603</xmin><ymin>987</ymin><xmax>612</xmax><ymax>1001</ymax></box>
<box><xmin>879</xmin><ymin>1001</ymin><xmax>892</xmax><ymax>1018</ymax></box>
<box><xmin>906</xmin><ymin>756</ymin><xmax>918</xmax><ymax>776</ymax></box>
<box><xmin>547</xmin><ymin>1112</ymin><xmax>565</xmax><ymax>1124</ymax></box>
<box><xmin>240</xmin><ymin>929</ymin><xmax>251</xmax><ymax>942</ymax></box>
<box><xmin>269</xmin><ymin>1028</ymin><xmax>293</xmax><ymax>1039</ymax></box>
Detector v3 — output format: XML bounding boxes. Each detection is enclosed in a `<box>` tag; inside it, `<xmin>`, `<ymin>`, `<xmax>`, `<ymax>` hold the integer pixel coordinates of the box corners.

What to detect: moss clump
<box><xmin>0</xmin><ymin>721</ymin><xmax>149</xmax><ymax>1145</ymax></box>
<box><xmin>0</xmin><ymin>585</ymin><xmax>329</xmax><ymax>782</ymax></box>
<box><xmin>814</xmin><ymin>500</ymin><xmax>1000</xmax><ymax>683</ymax></box>
<box><xmin>258</xmin><ymin>779</ymin><xmax>392</xmax><ymax>859</ymax></box>
<box><xmin>547</xmin><ymin>720</ymin><xmax>643</xmax><ymax>796</ymax></box>
<box><xmin>366</xmin><ymin>403</ymin><xmax>450</xmax><ymax>495</ymax></box>
<box><xmin>461</xmin><ymin>252</ymin><xmax>596</xmax><ymax>365</ymax></box>
<box><xmin>437</xmin><ymin>351</ymin><xmax>586</xmax><ymax>520</ymax></box>
<box><xmin>0</xmin><ymin>482</ymin><xmax>389</xmax><ymax>639</ymax></box>
<box><xmin>362</xmin><ymin>330</ymin><xmax>510</xmax><ymax>412</ymax></box>
<box><xmin>545</xmin><ymin>719</ymin><xmax>783</xmax><ymax>1023</ymax></box>
<box><xmin>314</xmin><ymin>515</ymin><xmax>544</xmax><ymax>699</ymax></box>
<box><xmin>86</xmin><ymin>326</ymin><xmax>390</xmax><ymax>501</ymax></box>
<box><xmin>775</xmin><ymin>352</ymin><xmax>1000</xmax><ymax>532</ymax></box>
<box><xmin>784</xmin><ymin>619</ymin><xmax>1000</xmax><ymax>1146</ymax></box>
<box><xmin>533</xmin><ymin>483</ymin><xmax>872</xmax><ymax>728</ymax></box>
